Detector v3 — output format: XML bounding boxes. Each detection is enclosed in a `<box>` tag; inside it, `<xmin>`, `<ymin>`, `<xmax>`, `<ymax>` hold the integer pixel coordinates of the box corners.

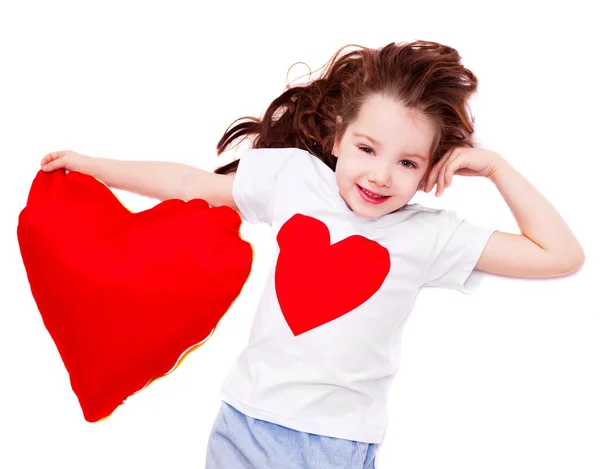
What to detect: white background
<box><xmin>1</xmin><ymin>1</ymin><xmax>598</xmax><ymax>468</ymax></box>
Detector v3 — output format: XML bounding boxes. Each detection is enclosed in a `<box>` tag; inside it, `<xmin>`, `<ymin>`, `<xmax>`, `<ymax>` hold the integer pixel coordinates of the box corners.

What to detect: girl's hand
<box><xmin>40</xmin><ymin>150</ymin><xmax>88</xmax><ymax>172</ymax></box>
<box><xmin>424</xmin><ymin>147</ymin><xmax>505</xmax><ymax>197</ymax></box>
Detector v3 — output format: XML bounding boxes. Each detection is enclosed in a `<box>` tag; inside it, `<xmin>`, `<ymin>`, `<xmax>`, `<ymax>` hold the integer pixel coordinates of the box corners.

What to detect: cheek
<box><xmin>334</xmin><ymin>158</ymin><xmax>355</xmax><ymax>183</ymax></box>
<box><xmin>338</xmin><ymin>154</ymin><xmax>362</xmax><ymax>175</ymax></box>
<box><xmin>391</xmin><ymin>170</ymin><xmax>423</xmax><ymax>191</ymax></box>
<box><xmin>335</xmin><ymin>170</ymin><xmax>351</xmax><ymax>190</ymax></box>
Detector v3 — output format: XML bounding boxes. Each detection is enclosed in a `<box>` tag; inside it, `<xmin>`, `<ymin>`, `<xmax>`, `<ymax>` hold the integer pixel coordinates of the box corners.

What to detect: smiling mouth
<box><xmin>357</xmin><ymin>184</ymin><xmax>390</xmax><ymax>204</ymax></box>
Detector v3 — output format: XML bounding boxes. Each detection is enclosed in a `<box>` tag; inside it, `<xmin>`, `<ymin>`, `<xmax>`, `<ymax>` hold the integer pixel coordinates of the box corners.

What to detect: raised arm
<box><xmin>179</xmin><ymin>168</ymin><xmax>236</xmax><ymax>208</ymax></box>
<box><xmin>424</xmin><ymin>147</ymin><xmax>585</xmax><ymax>278</ymax></box>
<box><xmin>40</xmin><ymin>150</ymin><xmax>237</xmax><ymax>209</ymax></box>
<box><xmin>473</xmin><ymin>158</ymin><xmax>584</xmax><ymax>277</ymax></box>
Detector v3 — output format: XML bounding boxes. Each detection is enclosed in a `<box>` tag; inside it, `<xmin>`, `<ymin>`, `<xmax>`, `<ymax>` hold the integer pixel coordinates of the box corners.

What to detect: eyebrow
<box><xmin>352</xmin><ymin>132</ymin><xmax>428</xmax><ymax>161</ymax></box>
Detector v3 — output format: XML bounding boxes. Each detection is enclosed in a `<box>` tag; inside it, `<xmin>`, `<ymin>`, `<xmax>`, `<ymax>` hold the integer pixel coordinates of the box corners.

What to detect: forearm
<box><xmin>70</xmin><ymin>156</ymin><xmax>192</xmax><ymax>201</ymax></box>
<box><xmin>489</xmin><ymin>159</ymin><xmax>584</xmax><ymax>263</ymax></box>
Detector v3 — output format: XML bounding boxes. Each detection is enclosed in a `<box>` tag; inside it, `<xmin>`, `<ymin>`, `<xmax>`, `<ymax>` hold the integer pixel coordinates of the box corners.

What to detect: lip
<box><xmin>357</xmin><ymin>184</ymin><xmax>390</xmax><ymax>204</ymax></box>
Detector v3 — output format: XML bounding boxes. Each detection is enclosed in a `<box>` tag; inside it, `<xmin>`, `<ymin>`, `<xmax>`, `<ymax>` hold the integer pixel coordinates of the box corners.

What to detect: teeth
<box><xmin>363</xmin><ymin>188</ymin><xmax>384</xmax><ymax>198</ymax></box>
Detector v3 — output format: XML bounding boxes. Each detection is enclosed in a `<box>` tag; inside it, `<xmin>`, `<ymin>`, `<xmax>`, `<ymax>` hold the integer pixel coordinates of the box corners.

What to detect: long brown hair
<box><xmin>214</xmin><ymin>40</ymin><xmax>478</xmax><ymax>175</ymax></box>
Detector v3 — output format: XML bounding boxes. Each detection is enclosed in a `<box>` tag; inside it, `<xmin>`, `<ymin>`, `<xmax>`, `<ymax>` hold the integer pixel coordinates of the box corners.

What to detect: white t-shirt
<box><xmin>220</xmin><ymin>147</ymin><xmax>495</xmax><ymax>444</ymax></box>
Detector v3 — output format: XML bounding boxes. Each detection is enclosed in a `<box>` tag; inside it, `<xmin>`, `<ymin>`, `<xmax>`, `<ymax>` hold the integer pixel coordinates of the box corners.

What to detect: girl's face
<box><xmin>332</xmin><ymin>94</ymin><xmax>437</xmax><ymax>219</ymax></box>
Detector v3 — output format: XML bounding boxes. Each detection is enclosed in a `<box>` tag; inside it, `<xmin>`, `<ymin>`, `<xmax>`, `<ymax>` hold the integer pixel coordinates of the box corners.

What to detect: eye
<box><xmin>358</xmin><ymin>146</ymin><xmax>374</xmax><ymax>155</ymax></box>
<box><xmin>400</xmin><ymin>160</ymin><xmax>417</xmax><ymax>169</ymax></box>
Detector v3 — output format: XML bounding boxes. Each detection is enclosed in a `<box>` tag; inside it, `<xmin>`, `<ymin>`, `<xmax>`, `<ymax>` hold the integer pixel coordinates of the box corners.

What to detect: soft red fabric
<box><xmin>17</xmin><ymin>169</ymin><xmax>252</xmax><ymax>422</ymax></box>
<box><xmin>275</xmin><ymin>214</ymin><xmax>390</xmax><ymax>336</ymax></box>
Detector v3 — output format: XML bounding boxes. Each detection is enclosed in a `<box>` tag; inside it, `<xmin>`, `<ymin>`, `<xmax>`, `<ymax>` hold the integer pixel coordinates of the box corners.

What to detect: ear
<box><xmin>332</xmin><ymin>116</ymin><xmax>343</xmax><ymax>157</ymax></box>
<box><xmin>417</xmin><ymin>173</ymin><xmax>428</xmax><ymax>191</ymax></box>
<box><xmin>418</xmin><ymin>160</ymin><xmax>436</xmax><ymax>191</ymax></box>
<box><xmin>332</xmin><ymin>136</ymin><xmax>341</xmax><ymax>158</ymax></box>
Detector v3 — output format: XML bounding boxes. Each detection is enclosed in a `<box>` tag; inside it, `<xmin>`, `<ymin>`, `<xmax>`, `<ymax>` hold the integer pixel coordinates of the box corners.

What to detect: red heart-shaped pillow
<box><xmin>17</xmin><ymin>169</ymin><xmax>252</xmax><ymax>422</ymax></box>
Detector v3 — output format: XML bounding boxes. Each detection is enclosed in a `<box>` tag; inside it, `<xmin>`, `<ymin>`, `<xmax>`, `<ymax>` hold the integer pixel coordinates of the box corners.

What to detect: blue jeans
<box><xmin>205</xmin><ymin>401</ymin><xmax>377</xmax><ymax>469</ymax></box>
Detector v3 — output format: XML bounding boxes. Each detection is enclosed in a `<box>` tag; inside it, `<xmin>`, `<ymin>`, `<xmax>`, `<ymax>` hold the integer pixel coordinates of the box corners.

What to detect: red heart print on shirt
<box><xmin>275</xmin><ymin>214</ymin><xmax>390</xmax><ymax>336</ymax></box>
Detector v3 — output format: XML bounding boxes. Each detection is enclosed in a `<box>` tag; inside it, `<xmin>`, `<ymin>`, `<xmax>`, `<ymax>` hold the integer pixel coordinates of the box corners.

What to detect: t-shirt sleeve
<box><xmin>421</xmin><ymin>209</ymin><xmax>496</xmax><ymax>294</ymax></box>
<box><xmin>231</xmin><ymin>147</ymin><xmax>299</xmax><ymax>225</ymax></box>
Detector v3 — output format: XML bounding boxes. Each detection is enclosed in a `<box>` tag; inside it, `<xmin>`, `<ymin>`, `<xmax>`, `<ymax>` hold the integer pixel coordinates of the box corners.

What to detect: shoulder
<box><xmin>388</xmin><ymin>204</ymin><xmax>481</xmax><ymax>247</ymax></box>
<box><xmin>248</xmin><ymin>147</ymin><xmax>329</xmax><ymax>182</ymax></box>
<box><xmin>233</xmin><ymin>147</ymin><xmax>310</xmax><ymax>185</ymax></box>
<box><xmin>240</xmin><ymin>146</ymin><xmax>310</xmax><ymax>165</ymax></box>
<box><xmin>230</xmin><ymin>147</ymin><xmax>318</xmax><ymax>224</ymax></box>
<box><xmin>401</xmin><ymin>203</ymin><xmax>450</xmax><ymax>216</ymax></box>
<box><xmin>364</xmin><ymin>204</ymin><xmax>462</xmax><ymax>241</ymax></box>
<box><xmin>394</xmin><ymin>203</ymin><xmax>458</xmax><ymax>227</ymax></box>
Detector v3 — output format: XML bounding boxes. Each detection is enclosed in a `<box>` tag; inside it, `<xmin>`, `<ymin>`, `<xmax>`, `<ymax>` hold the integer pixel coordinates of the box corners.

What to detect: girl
<box><xmin>40</xmin><ymin>40</ymin><xmax>584</xmax><ymax>469</ymax></box>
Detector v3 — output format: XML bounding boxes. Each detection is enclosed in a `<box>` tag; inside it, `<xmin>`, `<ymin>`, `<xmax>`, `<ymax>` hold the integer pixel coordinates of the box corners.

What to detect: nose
<box><xmin>368</xmin><ymin>162</ymin><xmax>392</xmax><ymax>188</ymax></box>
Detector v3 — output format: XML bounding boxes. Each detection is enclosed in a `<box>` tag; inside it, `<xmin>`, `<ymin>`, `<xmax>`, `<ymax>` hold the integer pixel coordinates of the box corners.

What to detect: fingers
<box><xmin>40</xmin><ymin>151</ymin><xmax>68</xmax><ymax>171</ymax></box>
<box><xmin>41</xmin><ymin>152</ymin><xmax>57</xmax><ymax>166</ymax></box>
<box><xmin>424</xmin><ymin>161</ymin><xmax>442</xmax><ymax>193</ymax></box>
<box><xmin>443</xmin><ymin>155</ymin><xmax>457</xmax><ymax>192</ymax></box>
<box><xmin>434</xmin><ymin>150</ymin><xmax>453</xmax><ymax>196</ymax></box>
<box><xmin>425</xmin><ymin>148</ymin><xmax>454</xmax><ymax>193</ymax></box>
<box><xmin>425</xmin><ymin>148</ymin><xmax>463</xmax><ymax>197</ymax></box>
<box><xmin>41</xmin><ymin>150</ymin><xmax>69</xmax><ymax>164</ymax></box>
<box><xmin>437</xmin><ymin>152</ymin><xmax>461</xmax><ymax>197</ymax></box>
<box><xmin>436</xmin><ymin>158</ymin><xmax>449</xmax><ymax>196</ymax></box>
